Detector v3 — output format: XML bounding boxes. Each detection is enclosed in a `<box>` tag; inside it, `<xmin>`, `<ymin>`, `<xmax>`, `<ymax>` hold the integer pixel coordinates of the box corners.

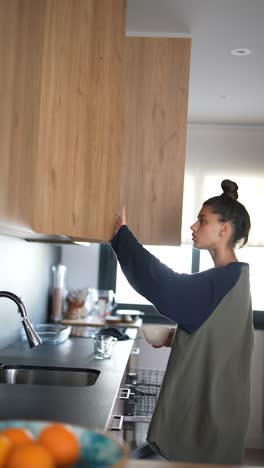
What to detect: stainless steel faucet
<box><xmin>0</xmin><ymin>291</ymin><xmax>42</xmax><ymax>348</ymax></box>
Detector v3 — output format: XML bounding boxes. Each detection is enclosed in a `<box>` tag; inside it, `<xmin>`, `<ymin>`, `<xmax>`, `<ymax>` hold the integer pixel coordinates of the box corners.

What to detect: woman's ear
<box><xmin>220</xmin><ymin>222</ymin><xmax>233</xmax><ymax>239</ymax></box>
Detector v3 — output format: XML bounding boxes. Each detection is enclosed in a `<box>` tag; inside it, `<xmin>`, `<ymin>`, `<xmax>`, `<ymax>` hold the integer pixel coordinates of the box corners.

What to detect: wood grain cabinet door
<box><xmin>121</xmin><ymin>37</ymin><xmax>191</xmax><ymax>245</ymax></box>
<box><xmin>0</xmin><ymin>0</ymin><xmax>45</xmax><ymax>231</ymax></box>
<box><xmin>34</xmin><ymin>0</ymin><xmax>125</xmax><ymax>242</ymax></box>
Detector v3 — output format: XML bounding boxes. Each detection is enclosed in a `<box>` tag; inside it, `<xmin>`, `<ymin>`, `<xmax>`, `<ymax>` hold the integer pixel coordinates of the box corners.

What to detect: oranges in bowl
<box><xmin>0</xmin><ymin>421</ymin><xmax>127</xmax><ymax>467</ymax></box>
<box><xmin>0</xmin><ymin>424</ymin><xmax>79</xmax><ymax>468</ymax></box>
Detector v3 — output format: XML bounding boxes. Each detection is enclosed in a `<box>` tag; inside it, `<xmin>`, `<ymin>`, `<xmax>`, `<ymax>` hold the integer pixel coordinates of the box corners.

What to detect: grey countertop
<box><xmin>0</xmin><ymin>331</ymin><xmax>137</xmax><ymax>431</ymax></box>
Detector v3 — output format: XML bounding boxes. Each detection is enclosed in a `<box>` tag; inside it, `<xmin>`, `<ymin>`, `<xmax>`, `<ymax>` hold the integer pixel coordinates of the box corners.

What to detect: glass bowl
<box><xmin>21</xmin><ymin>324</ymin><xmax>72</xmax><ymax>345</ymax></box>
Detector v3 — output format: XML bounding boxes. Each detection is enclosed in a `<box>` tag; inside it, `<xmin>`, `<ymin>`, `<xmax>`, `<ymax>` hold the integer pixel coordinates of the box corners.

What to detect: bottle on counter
<box><xmin>97</xmin><ymin>290</ymin><xmax>115</xmax><ymax>320</ymax></box>
<box><xmin>50</xmin><ymin>264</ymin><xmax>67</xmax><ymax>322</ymax></box>
<box><xmin>86</xmin><ymin>289</ymin><xmax>115</xmax><ymax>323</ymax></box>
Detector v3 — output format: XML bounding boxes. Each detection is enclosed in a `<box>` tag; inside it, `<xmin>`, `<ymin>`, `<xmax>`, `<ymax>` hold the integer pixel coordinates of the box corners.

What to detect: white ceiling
<box><xmin>126</xmin><ymin>0</ymin><xmax>264</xmax><ymax>125</ymax></box>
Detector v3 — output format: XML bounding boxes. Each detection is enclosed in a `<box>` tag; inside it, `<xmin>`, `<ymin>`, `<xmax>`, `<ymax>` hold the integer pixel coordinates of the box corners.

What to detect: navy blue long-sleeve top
<box><xmin>111</xmin><ymin>225</ymin><xmax>247</xmax><ymax>333</ymax></box>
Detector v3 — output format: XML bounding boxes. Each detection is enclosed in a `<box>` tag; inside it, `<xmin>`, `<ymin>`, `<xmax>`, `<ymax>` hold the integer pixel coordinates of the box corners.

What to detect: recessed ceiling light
<box><xmin>230</xmin><ymin>48</ymin><xmax>251</xmax><ymax>56</ymax></box>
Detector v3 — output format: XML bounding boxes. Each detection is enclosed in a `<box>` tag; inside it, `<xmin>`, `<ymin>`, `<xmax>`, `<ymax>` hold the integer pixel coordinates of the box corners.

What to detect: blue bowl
<box><xmin>0</xmin><ymin>420</ymin><xmax>127</xmax><ymax>467</ymax></box>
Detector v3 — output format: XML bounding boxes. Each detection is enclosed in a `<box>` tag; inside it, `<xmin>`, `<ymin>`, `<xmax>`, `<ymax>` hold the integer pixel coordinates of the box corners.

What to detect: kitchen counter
<box><xmin>0</xmin><ymin>331</ymin><xmax>137</xmax><ymax>430</ymax></box>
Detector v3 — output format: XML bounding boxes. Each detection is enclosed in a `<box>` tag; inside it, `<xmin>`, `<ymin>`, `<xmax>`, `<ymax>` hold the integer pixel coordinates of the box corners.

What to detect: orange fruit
<box><xmin>1</xmin><ymin>427</ymin><xmax>34</xmax><ymax>448</ymax></box>
<box><xmin>38</xmin><ymin>423</ymin><xmax>80</xmax><ymax>467</ymax></box>
<box><xmin>5</xmin><ymin>442</ymin><xmax>55</xmax><ymax>468</ymax></box>
<box><xmin>0</xmin><ymin>434</ymin><xmax>11</xmax><ymax>467</ymax></box>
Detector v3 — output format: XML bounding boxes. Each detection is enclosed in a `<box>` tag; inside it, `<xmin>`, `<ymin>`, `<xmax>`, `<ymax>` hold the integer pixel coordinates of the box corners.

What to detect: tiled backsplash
<box><xmin>0</xmin><ymin>235</ymin><xmax>60</xmax><ymax>350</ymax></box>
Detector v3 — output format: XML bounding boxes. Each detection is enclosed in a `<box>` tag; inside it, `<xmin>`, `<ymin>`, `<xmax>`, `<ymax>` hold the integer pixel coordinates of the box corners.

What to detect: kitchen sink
<box><xmin>0</xmin><ymin>365</ymin><xmax>100</xmax><ymax>387</ymax></box>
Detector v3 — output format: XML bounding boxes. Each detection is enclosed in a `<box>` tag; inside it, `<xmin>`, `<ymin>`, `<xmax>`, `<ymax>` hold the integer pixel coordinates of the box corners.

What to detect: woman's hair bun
<box><xmin>221</xmin><ymin>179</ymin><xmax>238</xmax><ymax>200</ymax></box>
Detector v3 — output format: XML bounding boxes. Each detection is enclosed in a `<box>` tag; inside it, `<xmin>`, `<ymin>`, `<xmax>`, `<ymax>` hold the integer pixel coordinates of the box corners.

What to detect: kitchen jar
<box><xmin>64</xmin><ymin>288</ymin><xmax>89</xmax><ymax>320</ymax></box>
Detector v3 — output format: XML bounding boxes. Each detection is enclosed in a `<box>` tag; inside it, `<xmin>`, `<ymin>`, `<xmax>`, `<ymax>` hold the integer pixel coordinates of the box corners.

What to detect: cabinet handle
<box><xmin>119</xmin><ymin>387</ymin><xmax>131</xmax><ymax>400</ymax></box>
<box><xmin>131</xmin><ymin>347</ymin><xmax>140</xmax><ymax>355</ymax></box>
<box><xmin>109</xmin><ymin>415</ymin><xmax>124</xmax><ymax>431</ymax></box>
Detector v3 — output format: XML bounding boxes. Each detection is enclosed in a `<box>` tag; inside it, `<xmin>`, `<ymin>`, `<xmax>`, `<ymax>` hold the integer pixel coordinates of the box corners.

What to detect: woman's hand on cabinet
<box><xmin>114</xmin><ymin>206</ymin><xmax>127</xmax><ymax>236</ymax></box>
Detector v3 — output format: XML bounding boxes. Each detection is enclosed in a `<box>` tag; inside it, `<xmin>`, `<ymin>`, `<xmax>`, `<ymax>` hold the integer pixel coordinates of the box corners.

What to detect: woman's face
<box><xmin>190</xmin><ymin>205</ymin><xmax>226</xmax><ymax>250</ymax></box>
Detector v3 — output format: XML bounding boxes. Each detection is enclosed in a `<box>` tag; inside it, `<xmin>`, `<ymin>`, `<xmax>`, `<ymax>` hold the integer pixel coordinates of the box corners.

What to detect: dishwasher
<box><xmin>109</xmin><ymin>368</ymin><xmax>165</xmax><ymax>452</ymax></box>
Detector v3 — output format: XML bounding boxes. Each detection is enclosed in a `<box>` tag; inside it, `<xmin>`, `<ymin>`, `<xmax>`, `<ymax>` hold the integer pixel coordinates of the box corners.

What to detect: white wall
<box><xmin>0</xmin><ymin>235</ymin><xmax>59</xmax><ymax>350</ymax></box>
<box><xmin>61</xmin><ymin>243</ymin><xmax>100</xmax><ymax>290</ymax></box>
<box><xmin>185</xmin><ymin>124</ymin><xmax>264</xmax><ymax>175</ymax></box>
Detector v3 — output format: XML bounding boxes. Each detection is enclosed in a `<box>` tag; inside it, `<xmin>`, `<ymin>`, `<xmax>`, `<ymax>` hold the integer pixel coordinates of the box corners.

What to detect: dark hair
<box><xmin>203</xmin><ymin>179</ymin><xmax>251</xmax><ymax>247</ymax></box>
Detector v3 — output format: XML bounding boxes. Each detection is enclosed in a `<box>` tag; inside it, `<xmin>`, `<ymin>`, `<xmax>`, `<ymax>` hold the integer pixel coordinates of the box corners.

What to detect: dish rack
<box><xmin>125</xmin><ymin>368</ymin><xmax>165</xmax><ymax>422</ymax></box>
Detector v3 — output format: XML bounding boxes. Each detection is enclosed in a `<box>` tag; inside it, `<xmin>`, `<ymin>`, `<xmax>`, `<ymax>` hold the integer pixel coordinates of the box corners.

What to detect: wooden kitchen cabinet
<box><xmin>0</xmin><ymin>0</ymin><xmax>191</xmax><ymax>245</ymax></box>
<box><xmin>0</xmin><ymin>0</ymin><xmax>125</xmax><ymax>242</ymax></box>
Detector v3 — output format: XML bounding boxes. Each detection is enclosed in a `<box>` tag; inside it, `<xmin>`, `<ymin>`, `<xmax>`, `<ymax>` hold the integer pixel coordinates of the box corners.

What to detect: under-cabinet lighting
<box><xmin>74</xmin><ymin>242</ymin><xmax>91</xmax><ymax>247</ymax></box>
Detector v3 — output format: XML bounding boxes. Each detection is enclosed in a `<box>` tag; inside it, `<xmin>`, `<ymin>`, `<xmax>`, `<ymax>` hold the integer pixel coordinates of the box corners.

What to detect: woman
<box><xmin>111</xmin><ymin>179</ymin><xmax>253</xmax><ymax>465</ymax></box>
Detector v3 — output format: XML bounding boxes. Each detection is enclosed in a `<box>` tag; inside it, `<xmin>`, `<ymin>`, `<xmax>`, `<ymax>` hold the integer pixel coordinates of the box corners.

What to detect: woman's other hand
<box><xmin>152</xmin><ymin>328</ymin><xmax>176</xmax><ymax>348</ymax></box>
<box><xmin>114</xmin><ymin>206</ymin><xmax>127</xmax><ymax>235</ymax></box>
